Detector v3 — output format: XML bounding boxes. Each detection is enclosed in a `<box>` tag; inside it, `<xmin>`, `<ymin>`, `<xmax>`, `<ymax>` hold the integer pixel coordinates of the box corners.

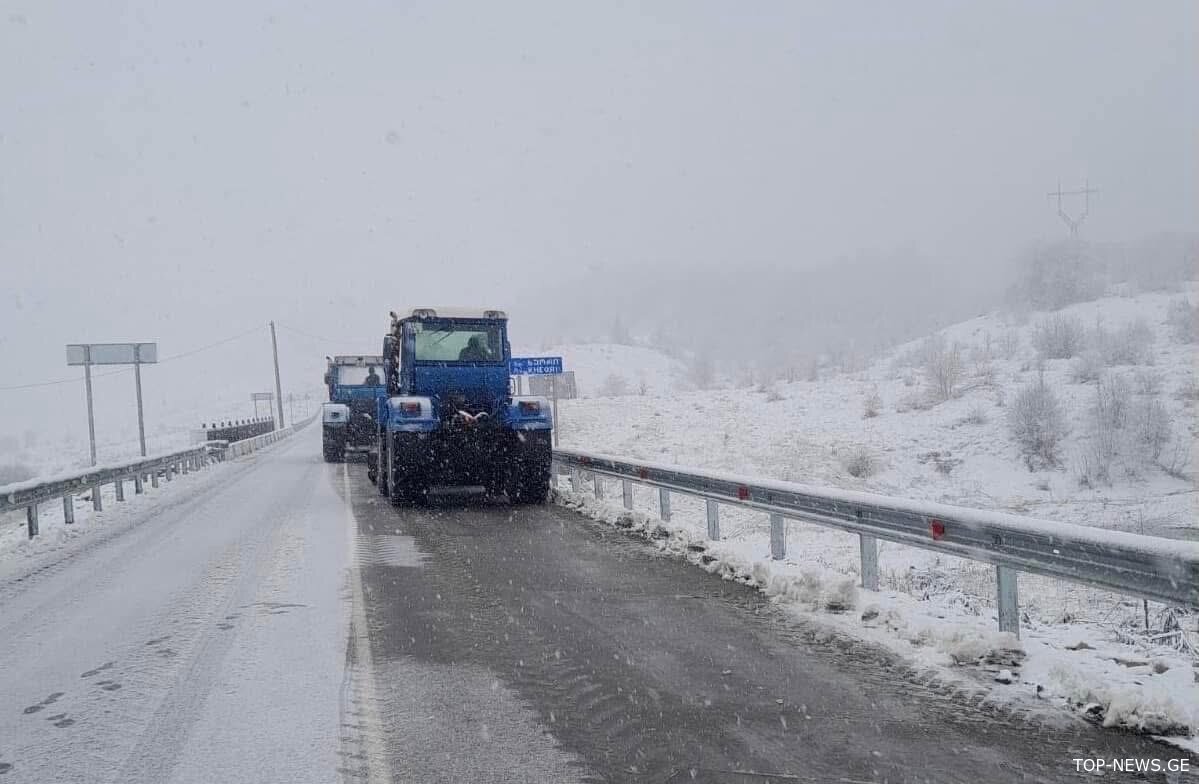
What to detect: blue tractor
<box><xmin>321</xmin><ymin>355</ymin><xmax>387</xmax><ymax>462</ymax></box>
<box><xmin>365</xmin><ymin>308</ymin><xmax>553</xmax><ymax>503</ymax></box>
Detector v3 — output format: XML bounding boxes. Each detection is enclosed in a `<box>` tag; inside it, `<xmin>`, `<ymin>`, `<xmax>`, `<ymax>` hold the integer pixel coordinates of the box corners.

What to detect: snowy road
<box><xmin>0</xmin><ymin>426</ymin><xmax>1190</xmax><ymax>783</ymax></box>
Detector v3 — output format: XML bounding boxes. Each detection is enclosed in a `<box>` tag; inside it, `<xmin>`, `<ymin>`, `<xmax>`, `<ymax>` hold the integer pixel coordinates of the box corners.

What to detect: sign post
<box><xmin>251</xmin><ymin>392</ymin><xmax>274</xmax><ymax>421</ymax></box>
<box><xmin>510</xmin><ymin>356</ymin><xmax>565</xmax><ymax>447</ymax></box>
<box><xmin>67</xmin><ymin>342</ymin><xmax>158</xmax><ymax>464</ymax></box>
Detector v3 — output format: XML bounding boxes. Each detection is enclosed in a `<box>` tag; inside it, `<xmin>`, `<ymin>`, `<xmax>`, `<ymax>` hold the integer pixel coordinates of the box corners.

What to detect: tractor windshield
<box><xmin>337</xmin><ymin>366</ymin><xmax>381</xmax><ymax>386</ymax></box>
<box><xmin>411</xmin><ymin>321</ymin><xmax>504</xmax><ymax>363</ymax></box>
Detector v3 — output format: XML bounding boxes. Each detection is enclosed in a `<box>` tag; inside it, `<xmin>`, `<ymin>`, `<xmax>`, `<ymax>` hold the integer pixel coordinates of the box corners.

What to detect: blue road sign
<box><xmin>510</xmin><ymin>356</ymin><xmax>563</xmax><ymax>375</ymax></box>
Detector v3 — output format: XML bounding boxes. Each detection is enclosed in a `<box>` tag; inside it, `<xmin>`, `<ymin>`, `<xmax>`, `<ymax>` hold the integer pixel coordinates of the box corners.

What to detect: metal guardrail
<box><xmin>551</xmin><ymin>449</ymin><xmax>1199</xmax><ymax>638</ymax></box>
<box><xmin>1</xmin><ymin>414</ymin><xmax>317</xmax><ymax>541</ymax></box>
<box><xmin>1</xmin><ymin>445</ymin><xmax>217</xmax><ymax>539</ymax></box>
<box><xmin>202</xmin><ymin>418</ymin><xmax>275</xmax><ymax>443</ymax></box>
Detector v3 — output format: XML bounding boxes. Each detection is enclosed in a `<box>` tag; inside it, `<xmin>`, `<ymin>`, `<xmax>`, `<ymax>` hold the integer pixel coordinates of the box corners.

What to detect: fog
<box><xmin>2</xmin><ymin>1</ymin><xmax>1195</xmax><ymax>462</ymax></box>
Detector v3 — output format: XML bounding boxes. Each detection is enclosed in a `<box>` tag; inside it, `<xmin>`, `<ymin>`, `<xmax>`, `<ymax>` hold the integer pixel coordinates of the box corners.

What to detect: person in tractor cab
<box><xmin>364</xmin><ymin>366</ymin><xmax>381</xmax><ymax>385</ymax></box>
<box><xmin>458</xmin><ymin>335</ymin><xmax>489</xmax><ymax>361</ymax></box>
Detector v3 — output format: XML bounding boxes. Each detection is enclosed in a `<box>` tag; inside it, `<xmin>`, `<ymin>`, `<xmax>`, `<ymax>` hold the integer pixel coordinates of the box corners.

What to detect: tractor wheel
<box><xmin>377</xmin><ymin>443</ymin><xmax>390</xmax><ymax>497</ymax></box>
<box><xmin>508</xmin><ymin>431</ymin><xmax>551</xmax><ymax>504</ymax></box>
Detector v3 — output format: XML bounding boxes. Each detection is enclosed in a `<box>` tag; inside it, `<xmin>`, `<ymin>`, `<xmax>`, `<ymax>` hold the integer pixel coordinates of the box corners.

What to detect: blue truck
<box><xmin>365</xmin><ymin>308</ymin><xmax>553</xmax><ymax>503</ymax></box>
<box><xmin>321</xmin><ymin>355</ymin><xmax>387</xmax><ymax>462</ymax></box>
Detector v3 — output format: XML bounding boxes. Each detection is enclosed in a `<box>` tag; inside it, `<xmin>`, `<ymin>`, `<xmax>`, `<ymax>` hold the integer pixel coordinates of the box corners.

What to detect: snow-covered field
<box><xmin>545</xmin><ymin>285</ymin><xmax>1199</xmax><ymax>743</ymax></box>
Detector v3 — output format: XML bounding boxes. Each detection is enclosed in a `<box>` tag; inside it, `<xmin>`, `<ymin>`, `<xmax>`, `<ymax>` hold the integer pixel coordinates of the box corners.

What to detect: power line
<box><xmin>0</xmin><ymin>325</ymin><xmax>265</xmax><ymax>393</ymax></box>
<box><xmin>274</xmin><ymin>322</ymin><xmax>361</xmax><ymax>346</ymax></box>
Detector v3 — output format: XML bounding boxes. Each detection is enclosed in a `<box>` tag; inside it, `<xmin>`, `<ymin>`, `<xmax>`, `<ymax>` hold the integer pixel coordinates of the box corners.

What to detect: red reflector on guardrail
<box><xmin>737</xmin><ymin>486</ymin><xmax>749</xmax><ymax>500</ymax></box>
<box><xmin>580</xmin><ymin>456</ymin><xmax>591</xmax><ymax>465</ymax></box>
<box><xmin>929</xmin><ymin>519</ymin><xmax>946</xmax><ymax>540</ymax></box>
<box><xmin>638</xmin><ymin>468</ymin><xmax>648</xmax><ymax>479</ymax></box>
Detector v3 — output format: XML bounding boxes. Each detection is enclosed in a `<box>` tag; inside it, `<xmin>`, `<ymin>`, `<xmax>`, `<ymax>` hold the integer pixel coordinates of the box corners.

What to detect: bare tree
<box><xmin>1032</xmin><ymin>314</ymin><xmax>1086</xmax><ymax>359</ymax></box>
<box><xmin>922</xmin><ymin>335</ymin><xmax>963</xmax><ymax>402</ymax></box>
<box><xmin>1008</xmin><ymin>376</ymin><xmax>1068</xmax><ymax>468</ymax></box>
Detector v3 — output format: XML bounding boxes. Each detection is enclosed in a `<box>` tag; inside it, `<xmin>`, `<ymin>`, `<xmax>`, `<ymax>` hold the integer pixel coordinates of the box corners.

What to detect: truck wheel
<box><xmin>366</xmin><ymin>451</ymin><xmax>378</xmax><ymax>484</ymax></box>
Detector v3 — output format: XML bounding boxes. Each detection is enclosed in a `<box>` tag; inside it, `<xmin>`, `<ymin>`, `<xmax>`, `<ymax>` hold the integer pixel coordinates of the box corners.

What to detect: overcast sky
<box><xmin>1</xmin><ymin>0</ymin><xmax>1195</xmax><ymax>456</ymax></box>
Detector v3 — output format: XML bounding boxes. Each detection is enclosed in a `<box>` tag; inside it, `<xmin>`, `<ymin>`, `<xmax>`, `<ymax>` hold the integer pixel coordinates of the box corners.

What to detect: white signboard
<box><xmin>251</xmin><ymin>392</ymin><xmax>274</xmax><ymax>401</ymax></box>
<box><xmin>66</xmin><ymin>342</ymin><xmax>158</xmax><ymax>366</ymax></box>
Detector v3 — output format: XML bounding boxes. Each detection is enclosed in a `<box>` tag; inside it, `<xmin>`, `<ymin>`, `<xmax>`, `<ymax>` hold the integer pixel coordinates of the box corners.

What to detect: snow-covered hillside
<box><xmin>556</xmin><ymin>286</ymin><xmax>1198</xmax><ymax>541</ymax></box>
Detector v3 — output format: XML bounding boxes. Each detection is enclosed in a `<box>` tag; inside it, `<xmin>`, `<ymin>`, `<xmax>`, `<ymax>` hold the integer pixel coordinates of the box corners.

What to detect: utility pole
<box><xmin>1048</xmin><ymin>180</ymin><xmax>1098</xmax><ymax>238</ymax></box>
<box><xmin>269</xmin><ymin>321</ymin><xmax>286</xmax><ymax>428</ymax></box>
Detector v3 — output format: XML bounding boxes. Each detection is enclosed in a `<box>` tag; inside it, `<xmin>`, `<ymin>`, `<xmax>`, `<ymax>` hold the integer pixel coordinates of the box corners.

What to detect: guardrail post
<box><xmin>996</xmin><ymin>566</ymin><xmax>1020</xmax><ymax>638</ymax></box>
<box><xmin>26</xmin><ymin>504</ymin><xmax>39</xmax><ymax>538</ymax></box>
<box><xmin>570</xmin><ymin>468</ymin><xmax>580</xmax><ymax>493</ymax></box>
<box><xmin>622</xmin><ymin>480</ymin><xmax>633</xmax><ymax>510</ymax></box>
<box><xmin>62</xmin><ymin>495</ymin><xmax>74</xmax><ymax>524</ymax></box>
<box><xmin>593</xmin><ymin>474</ymin><xmax>604</xmax><ymax>500</ymax></box>
<box><xmin>134</xmin><ymin>473</ymin><xmax>144</xmax><ymax>494</ymax></box>
<box><xmin>114</xmin><ymin>478</ymin><xmax>125</xmax><ymax>502</ymax></box>
<box><xmin>151</xmin><ymin>470</ymin><xmax>160</xmax><ymax>489</ymax></box>
<box><xmin>182</xmin><ymin>458</ymin><xmax>189</xmax><ymax>475</ymax></box>
<box><xmin>770</xmin><ymin>513</ymin><xmax>785</xmax><ymax>560</ymax></box>
<box><xmin>859</xmin><ymin>534</ymin><xmax>879</xmax><ymax>591</ymax></box>
<box><xmin>92</xmin><ymin>486</ymin><xmax>103</xmax><ymax>512</ymax></box>
<box><xmin>706</xmin><ymin>500</ymin><xmax>720</xmax><ymax>540</ymax></box>
<box><xmin>166</xmin><ymin>464</ymin><xmax>174</xmax><ymax>482</ymax></box>
<box><xmin>659</xmin><ymin>488</ymin><xmax>671</xmax><ymax>522</ymax></box>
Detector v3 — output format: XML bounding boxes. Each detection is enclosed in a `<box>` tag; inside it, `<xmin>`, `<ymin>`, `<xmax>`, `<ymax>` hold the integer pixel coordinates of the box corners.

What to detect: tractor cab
<box><xmin>370</xmin><ymin>307</ymin><xmax>552</xmax><ymax>503</ymax></box>
<box><xmin>321</xmin><ymin>354</ymin><xmax>386</xmax><ymax>461</ymax></box>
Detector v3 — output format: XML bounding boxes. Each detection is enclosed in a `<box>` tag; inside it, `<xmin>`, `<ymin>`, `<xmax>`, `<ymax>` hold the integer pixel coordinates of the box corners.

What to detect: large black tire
<box><xmin>508</xmin><ymin>431</ymin><xmax>552</xmax><ymax>504</ymax></box>
<box><xmin>376</xmin><ymin>441</ymin><xmax>389</xmax><ymax>497</ymax></box>
<box><xmin>366</xmin><ymin>451</ymin><xmax>378</xmax><ymax>485</ymax></box>
<box><xmin>388</xmin><ymin>434</ymin><xmax>427</xmax><ymax>504</ymax></box>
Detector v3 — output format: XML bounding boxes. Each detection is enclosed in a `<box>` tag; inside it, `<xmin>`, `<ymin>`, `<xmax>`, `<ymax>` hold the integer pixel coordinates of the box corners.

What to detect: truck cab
<box><xmin>367</xmin><ymin>308</ymin><xmax>552</xmax><ymax>502</ymax></box>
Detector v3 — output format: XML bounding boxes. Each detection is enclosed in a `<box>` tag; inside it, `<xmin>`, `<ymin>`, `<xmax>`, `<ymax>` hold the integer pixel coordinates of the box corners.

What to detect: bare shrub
<box><xmin>598</xmin><ymin>373</ymin><xmax>629</xmax><ymax>397</ymax></box>
<box><xmin>1159</xmin><ymin>440</ymin><xmax>1192</xmax><ymax>480</ymax></box>
<box><xmin>1092</xmin><ymin>319</ymin><xmax>1155</xmax><ymax>366</ymax></box>
<box><xmin>1133</xmin><ymin>368</ymin><xmax>1164</xmax><ymax>395</ymax></box>
<box><xmin>842</xmin><ymin>446</ymin><xmax>877</xmax><ymax>478</ymax></box>
<box><xmin>1094</xmin><ymin>373</ymin><xmax>1132</xmax><ymax>431</ymax></box>
<box><xmin>1131</xmin><ymin>396</ymin><xmax>1171</xmax><ymax>464</ymax></box>
<box><xmin>997</xmin><ymin>329</ymin><xmax>1021</xmax><ymax>360</ymax></box>
<box><xmin>863</xmin><ymin>390</ymin><xmax>882</xmax><ymax>418</ymax></box>
<box><xmin>962</xmin><ymin>404</ymin><xmax>989</xmax><ymax>425</ymax></box>
<box><xmin>764</xmin><ymin>387</ymin><xmax>784</xmax><ymax>403</ymax></box>
<box><xmin>1175</xmin><ymin>378</ymin><xmax>1199</xmax><ymax>405</ymax></box>
<box><xmin>1032</xmin><ymin>314</ymin><xmax>1085</xmax><ymax>359</ymax></box>
<box><xmin>896</xmin><ymin>390</ymin><xmax>931</xmax><ymax>413</ymax></box>
<box><xmin>1008</xmin><ymin>376</ymin><xmax>1068</xmax><ymax>468</ymax></box>
<box><xmin>1069</xmin><ymin>350</ymin><xmax>1105</xmax><ymax>384</ymax></box>
<box><xmin>1167</xmin><ymin>298</ymin><xmax>1197</xmax><ymax>343</ymax></box>
<box><xmin>922</xmin><ymin>335</ymin><xmax>964</xmax><ymax>402</ymax></box>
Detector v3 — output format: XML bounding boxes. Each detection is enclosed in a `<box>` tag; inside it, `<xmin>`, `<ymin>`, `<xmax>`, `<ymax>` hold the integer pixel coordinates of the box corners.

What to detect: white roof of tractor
<box><xmin>331</xmin><ymin>355</ymin><xmax>383</xmax><ymax>366</ymax></box>
<box><xmin>395</xmin><ymin>307</ymin><xmax>508</xmax><ymax>320</ymax></box>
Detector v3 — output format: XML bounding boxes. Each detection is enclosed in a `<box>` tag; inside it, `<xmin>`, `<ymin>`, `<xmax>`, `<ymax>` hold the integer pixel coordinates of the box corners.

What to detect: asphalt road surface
<box><xmin>0</xmin><ymin>426</ymin><xmax>1191</xmax><ymax>783</ymax></box>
